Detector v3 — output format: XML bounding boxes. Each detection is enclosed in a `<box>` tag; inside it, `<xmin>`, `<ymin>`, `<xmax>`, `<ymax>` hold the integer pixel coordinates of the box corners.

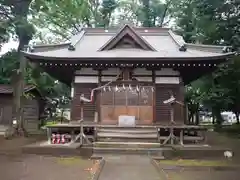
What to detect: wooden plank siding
<box><xmin>72</xmin><ymin>83</ymin><xmax>185</xmax><ymax>124</ymax></box>
<box><xmin>71</xmin><ymin>83</ymin><xmax>97</xmax><ymax>121</ymax></box>
<box><xmin>155</xmin><ymin>84</ymin><xmax>185</xmax><ymax>124</ymax></box>
<box><xmin>0</xmin><ymin>94</ymin><xmax>41</xmax><ymax>133</ymax></box>
<box><xmin>23</xmin><ymin>99</ymin><xmax>40</xmax><ymax>133</ymax></box>
<box><xmin>72</xmin><ymin>68</ymin><xmax>185</xmax><ymax>124</ymax></box>
<box><xmin>0</xmin><ymin>95</ymin><xmax>13</xmax><ymax>126</ymax></box>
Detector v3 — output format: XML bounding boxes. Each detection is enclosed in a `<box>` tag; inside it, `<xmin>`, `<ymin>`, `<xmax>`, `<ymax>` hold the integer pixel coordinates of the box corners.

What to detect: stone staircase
<box><xmin>93</xmin><ymin>126</ymin><xmax>164</xmax><ymax>157</ymax></box>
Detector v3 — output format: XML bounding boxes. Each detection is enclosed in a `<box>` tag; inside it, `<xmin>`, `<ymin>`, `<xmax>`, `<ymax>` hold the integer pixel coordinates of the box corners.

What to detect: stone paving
<box><xmin>98</xmin><ymin>155</ymin><xmax>160</xmax><ymax>180</ymax></box>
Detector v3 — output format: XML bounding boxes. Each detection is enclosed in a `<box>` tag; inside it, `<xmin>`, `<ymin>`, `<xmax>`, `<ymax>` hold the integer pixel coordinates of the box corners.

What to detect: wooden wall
<box><xmin>0</xmin><ymin>94</ymin><xmax>41</xmax><ymax>133</ymax></box>
<box><xmin>100</xmin><ymin>86</ymin><xmax>154</xmax><ymax>124</ymax></box>
<box><xmin>0</xmin><ymin>94</ymin><xmax>13</xmax><ymax>126</ymax></box>
<box><xmin>72</xmin><ymin>67</ymin><xmax>186</xmax><ymax>124</ymax></box>
<box><xmin>71</xmin><ymin>83</ymin><xmax>97</xmax><ymax>121</ymax></box>
<box><xmin>155</xmin><ymin>84</ymin><xmax>185</xmax><ymax>125</ymax></box>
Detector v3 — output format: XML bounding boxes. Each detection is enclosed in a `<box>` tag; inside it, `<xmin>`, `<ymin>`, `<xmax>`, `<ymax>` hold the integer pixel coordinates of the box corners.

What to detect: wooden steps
<box><xmin>94</xmin><ymin>126</ymin><xmax>163</xmax><ymax>156</ymax></box>
<box><xmin>98</xmin><ymin>128</ymin><xmax>156</xmax><ymax>134</ymax></box>
<box><xmin>94</xmin><ymin>141</ymin><xmax>161</xmax><ymax>148</ymax></box>
<box><xmin>97</xmin><ymin>132</ymin><xmax>157</xmax><ymax>138</ymax></box>
<box><xmin>96</xmin><ymin>126</ymin><xmax>158</xmax><ymax>142</ymax></box>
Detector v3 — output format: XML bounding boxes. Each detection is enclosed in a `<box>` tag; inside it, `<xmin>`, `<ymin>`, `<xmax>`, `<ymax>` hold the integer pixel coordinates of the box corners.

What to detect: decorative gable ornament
<box><xmin>98</xmin><ymin>24</ymin><xmax>156</xmax><ymax>51</ymax></box>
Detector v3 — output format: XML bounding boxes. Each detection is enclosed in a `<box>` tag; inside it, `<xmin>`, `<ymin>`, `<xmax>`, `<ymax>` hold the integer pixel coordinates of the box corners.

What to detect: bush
<box><xmin>42</xmin><ymin>116</ymin><xmax>70</xmax><ymax>127</ymax></box>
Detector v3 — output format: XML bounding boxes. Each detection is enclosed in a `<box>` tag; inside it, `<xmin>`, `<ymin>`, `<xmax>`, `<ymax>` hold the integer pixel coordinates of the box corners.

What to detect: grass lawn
<box><xmin>160</xmin><ymin>170</ymin><xmax>239</xmax><ymax>180</ymax></box>
<box><xmin>159</xmin><ymin>159</ymin><xmax>233</xmax><ymax>167</ymax></box>
<box><xmin>158</xmin><ymin>159</ymin><xmax>240</xmax><ymax>180</ymax></box>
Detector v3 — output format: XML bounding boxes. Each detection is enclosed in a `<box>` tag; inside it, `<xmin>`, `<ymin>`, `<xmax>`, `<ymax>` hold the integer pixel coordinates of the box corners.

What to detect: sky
<box><xmin>0</xmin><ymin>40</ymin><xmax>19</xmax><ymax>56</ymax></box>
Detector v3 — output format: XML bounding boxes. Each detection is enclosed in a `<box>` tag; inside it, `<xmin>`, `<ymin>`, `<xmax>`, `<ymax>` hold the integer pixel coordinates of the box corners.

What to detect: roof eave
<box><xmin>24</xmin><ymin>52</ymin><xmax>235</xmax><ymax>62</ymax></box>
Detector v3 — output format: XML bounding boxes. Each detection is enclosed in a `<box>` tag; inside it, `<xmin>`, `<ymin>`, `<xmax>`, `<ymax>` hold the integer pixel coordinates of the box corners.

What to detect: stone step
<box><xmin>97</xmin><ymin>128</ymin><xmax>157</xmax><ymax>134</ymax></box>
<box><xmin>97</xmin><ymin>137</ymin><xmax>158</xmax><ymax>142</ymax></box>
<box><xmin>97</xmin><ymin>126</ymin><xmax>156</xmax><ymax>130</ymax></box>
<box><xmin>93</xmin><ymin>147</ymin><xmax>164</xmax><ymax>156</ymax></box>
<box><xmin>94</xmin><ymin>141</ymin><xmax>161</xmax><ymax>148</ymax></box>
<box><xmin>97</xmin><ymin>132</ymin><xmax>158</xmax><ymax>139</ymax></box>
<box><xmin>0</xmin><ymin>125</ymin><xmax>8</xmax><ymax>132</ymax></box>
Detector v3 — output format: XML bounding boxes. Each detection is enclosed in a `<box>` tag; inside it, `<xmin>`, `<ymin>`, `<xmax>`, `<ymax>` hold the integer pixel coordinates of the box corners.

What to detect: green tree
<box><xmin>173</xmin><ymin>0</ymin><xmax>239</xmax><ymax>125</ymax></box>
<box><xmin>214</xmin><ymin>56</ymin><xmax>240</xmax><ymax>124</ymax></box>
<box><xmin>31</xmin><ymin>0</ymin><xmax>119</xmax><ymax>41</ymax></box>
<box><xmin>0</xmin><ymin>0</ymin><xmax>35</xmax><ymax>136</ymax></box>
<box><xmin>100</xmin><ymin>0</ymin><xmax>118</xmax><ymax>28</ymax></box>
<box><xmin>137</xmin><ymin>0</ymin><xmax>170</xmax><ymax>27</ymax></box>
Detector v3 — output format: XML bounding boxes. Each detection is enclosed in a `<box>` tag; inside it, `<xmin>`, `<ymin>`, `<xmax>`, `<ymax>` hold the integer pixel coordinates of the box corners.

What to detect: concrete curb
<box><xmin>90</xmin><ymin>157</ymin><xmax>105</xmax><ymax>180</ymax></box>
<box><xmin>150</xmin><ymin>158</ymin><xmax>168</xmax><ymax>180</ymax></box>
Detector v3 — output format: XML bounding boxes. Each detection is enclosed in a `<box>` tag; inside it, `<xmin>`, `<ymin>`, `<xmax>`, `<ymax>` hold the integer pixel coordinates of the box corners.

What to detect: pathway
<box><xmin>98</xmin><ymin>155</ymin><xmax>160</xmax><ymax>180</ymax></box>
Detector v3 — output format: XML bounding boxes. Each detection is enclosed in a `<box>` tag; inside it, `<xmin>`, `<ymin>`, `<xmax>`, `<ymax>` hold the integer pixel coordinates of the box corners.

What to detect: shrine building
<box><xmin>23</xmin><ymin>24</ymin><xmax>234</xmax><ymax>126</ymax></box>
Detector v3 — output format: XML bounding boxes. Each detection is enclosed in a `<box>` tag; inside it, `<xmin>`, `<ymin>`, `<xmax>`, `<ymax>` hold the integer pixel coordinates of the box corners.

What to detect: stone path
<box><xmin>98</xmin><ymin>155</ymin><xmax>160</xmax><ymax>180</ymax></box>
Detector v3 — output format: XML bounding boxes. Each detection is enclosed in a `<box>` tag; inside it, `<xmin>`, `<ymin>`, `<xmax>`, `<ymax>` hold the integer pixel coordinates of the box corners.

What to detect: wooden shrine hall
<box><xmin>23</xmin><ymin>24</ymin><xmax>234</xmax><ymax>148</ymax></box>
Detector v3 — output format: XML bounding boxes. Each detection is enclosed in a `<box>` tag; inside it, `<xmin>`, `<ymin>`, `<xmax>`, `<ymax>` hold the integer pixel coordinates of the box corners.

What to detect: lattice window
<box><xmin>127</xmin><ymin>90</ymin><xmax>139</xmax><ymax>106</ymax></box>
<box><xmin>114</xmin><ymin>90</ymin><xmax>126</xmax><ymax>105</ymax></box>
<box><xmin>139</xmin><ymin>86</ymin><xmax>153</xmax><ymax>106</ymax></box>
<box><xmin>101</xmin><ymin>90</ymin><xmax>114</xmax><ymax>105</ymax></box>
<box><xmin>101</xmin><ymin>86</ymin><xmax>153</xmax><ymax>106</ymax></box>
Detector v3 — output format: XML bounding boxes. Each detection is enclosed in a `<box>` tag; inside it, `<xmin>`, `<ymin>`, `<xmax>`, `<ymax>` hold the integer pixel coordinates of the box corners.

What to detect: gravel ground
<box><xmin>1</xmin><ymin>131</ymin><xmax>240</xmax><ymax>180</ymax></box>
<box><xmin>0</xmin><ymin>137</ymin><xmax>94</xmax><ymax>180</ymax></box>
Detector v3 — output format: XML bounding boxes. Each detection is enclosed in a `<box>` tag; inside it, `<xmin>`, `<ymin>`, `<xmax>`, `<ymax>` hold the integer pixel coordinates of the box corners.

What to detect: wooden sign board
<box><xmin>118</xmin><ymin>115</ymin><xmax>136</xmax><ymax>127</ymax></box>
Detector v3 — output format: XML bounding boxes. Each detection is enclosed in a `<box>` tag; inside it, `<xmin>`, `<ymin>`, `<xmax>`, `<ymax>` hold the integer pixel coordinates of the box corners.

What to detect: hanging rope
<box><xmin>80</xmin><ymin>72</ymin><xmax>121</xmax><ymax>103</ymax></box>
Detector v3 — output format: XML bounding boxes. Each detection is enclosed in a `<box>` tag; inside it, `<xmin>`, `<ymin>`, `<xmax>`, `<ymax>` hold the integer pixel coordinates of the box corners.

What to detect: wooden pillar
<box><xmin>152</xmin><ymin>70</ymin><xmax>156</xmax><ymax>123</ymax></box>
<box><xmin>97</xmin><ymin>70</ymin><xmax>102</xmax><ymax>123</ymax></box>
<box><xmin>179</xmin><ymin>79</ymin><xmax>185</xmax><ymax>124</ymax></box>
<box><xmin>70</xmin><ymin>81</ymin><xmax>75</xmax><ymax>121</ymax></box>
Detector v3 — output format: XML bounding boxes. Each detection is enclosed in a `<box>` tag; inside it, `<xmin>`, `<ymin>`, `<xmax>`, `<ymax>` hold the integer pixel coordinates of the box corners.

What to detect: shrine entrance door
<box><xmin>100</xmin><ymin>85</ymin><xmax>154</xmax><ymax>125</ymax></box>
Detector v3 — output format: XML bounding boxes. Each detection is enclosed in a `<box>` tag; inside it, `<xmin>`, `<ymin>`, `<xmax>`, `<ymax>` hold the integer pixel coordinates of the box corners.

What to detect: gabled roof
<box><xmin>23</xmin><ymin>24</ymin><xmax>234</xmax><ymax>61</ymax></box>
<box><xmin>98</xmin><ymin>24</ymin><xmax>156</xmax><ymax>51</ymax></box>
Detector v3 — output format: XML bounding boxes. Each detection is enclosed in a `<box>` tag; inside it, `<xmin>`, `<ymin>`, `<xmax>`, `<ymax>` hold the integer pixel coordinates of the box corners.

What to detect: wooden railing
<box><xmin>71</xmin><ymin>120</ymin><xmax>91</xmax><ymax>145</ymax></box>
<box><xmin>46</xmin><ymin>120</ymin><xmax>93</xmax><ymax>146</ymax></box>
<box><xmin>156</xmin><ymin>126</ymin><xmax>207</xmax><ymax>146</ymax></box>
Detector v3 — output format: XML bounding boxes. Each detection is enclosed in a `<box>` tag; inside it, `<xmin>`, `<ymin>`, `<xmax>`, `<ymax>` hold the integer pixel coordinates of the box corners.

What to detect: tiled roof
<box><xmin>0</xmin><ymin>85</ymin><xmax>36</xmax><ymax>94</ymax></box>
<box><xmin>23</xmin><ymin>24</ymin><xmax>234</xmax><ymax>60</ymax></box>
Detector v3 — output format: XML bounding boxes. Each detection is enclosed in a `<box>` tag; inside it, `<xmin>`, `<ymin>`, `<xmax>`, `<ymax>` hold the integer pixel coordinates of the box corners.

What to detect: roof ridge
<box><xmin>29</xmin><ymin>43</ymin><xmax>70</xmax><ymax>53</ymax></box>
<box><xmin>68</xmin><ymin>28</ymin><xmax>85</xmax><ymax>51</ymax></box>
<box><xmin>186</xmin><ymin>43</ymin><xmax>232</xmax><ymax>53</ymax></box>
<box><xmin>168</xmin><ymin>30</ymin><xmax>185</xmax><ymax>47</ymax></box>
<box><xmin>168</xmin><ymin>30</ymin><xmax>187</xmax><ymax>52</ymax></box>
<box><xmin>186</xmin><ymin>43</ymin><xmax>231</xmax><ymax>48</ymax></box>
<box><xmin>32</xmin><ymin>43</ymin><xmax>70</xmax><ymax>49</ymax></box>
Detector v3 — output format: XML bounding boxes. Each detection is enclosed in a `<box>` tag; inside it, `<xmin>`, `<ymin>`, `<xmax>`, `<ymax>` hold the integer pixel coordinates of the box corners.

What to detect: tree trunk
<box><xmin>213</xmin><ymin>108</ymin><xmax>223</xmax><ymax>127</ymax></box>
<box><xmin>142</xmin><ymin>0</ymin><xmax>151</xmax><ymax>27</ymax></box>
<box><xmin>159</xmin><ymin>2</ymin><xmax>169</xmax><ymax>27</ymax></box>
<box><xmin>195</xmin><ymin>111</ymin><xmax>199</xmax><ymax>125</ymax></box>
<box><xmin>60</xmin><ymin>109</ymin><xmax>64</xmax><ymax>124</ymax></box>
<box><xmin>212</xmin><ymin>115</ymin><xmax>215</xmax><ymax>124</ymax></box>
<box><xmin>11</xmin><ymin>0</ymin><xmax>33</xmax><ymax>136</ymax></box>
